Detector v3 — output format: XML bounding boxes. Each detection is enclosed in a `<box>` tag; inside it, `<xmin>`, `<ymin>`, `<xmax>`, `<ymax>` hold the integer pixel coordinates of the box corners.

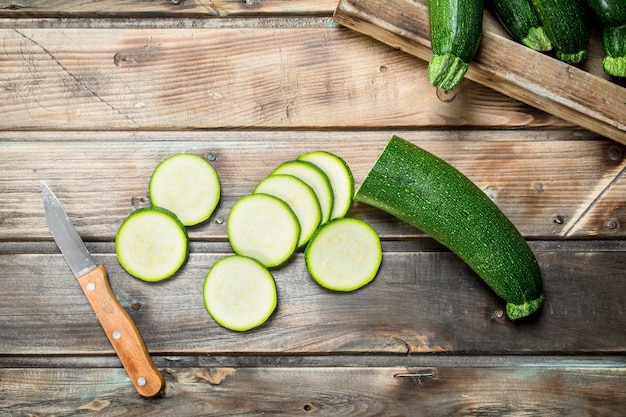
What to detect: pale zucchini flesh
<box><xmin>305</xmin><ymin>218</ymin><xmax>382</xmax><ymax>292</ymax></box>
<box><xmin>297</xmin><ymin>151</ymin><xmax>354</xmax><ymax>220</ymax></box>
<box><xmin>271</xmin><ymin>160</ymin><xmax>334</xmax><ymax>225</ymax></box>
<box><xmin>149</xmin><ymin>153</ymin><xmax>220</xmax><ymax>227</ymax></box>
<box><xmin>116</xmin><ymin>207</ymin><xmax>188</xmax><ymax>282</ymax></box>
<box><xmin>204</xmin><ymin>255</ymin><xmax>277</xmax><ymax>331</ymax></box>
<box><xmin>227</xmin><ymin>193</ymin><xmax>300</xmax><ymax>268</ymax></box>
<box><xmin>254</xmin><ymin>174</ymin><xmax>321</xmax><ymax>248</ymax></box>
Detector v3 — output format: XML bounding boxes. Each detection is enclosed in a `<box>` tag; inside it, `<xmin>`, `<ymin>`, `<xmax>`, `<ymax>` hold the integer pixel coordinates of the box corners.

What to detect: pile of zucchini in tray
<box><xmin>427</xmin><ymin>0</ymin><xmax>626</xmax><ymax>90</ymax></box>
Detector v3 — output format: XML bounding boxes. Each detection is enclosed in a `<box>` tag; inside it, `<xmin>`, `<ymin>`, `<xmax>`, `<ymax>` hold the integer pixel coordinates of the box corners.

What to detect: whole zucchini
<box><xmin>355</xmin><ymin>136</ymin><xmax>544</xmax><ymax>320</ymax></box>
<box><xmin>586</xmin><ymin>0</ymin><xmax>626</xmax><ymax>77</ymax></box>
<box><xmin>602</xmin><ymin>25</ymin><xmax>626</xmax><ymax>77</ymax></box>
<box><xmin>530</xmin><ymin>0</ymin><xmax>589</xmax><ymax>63</ymax></box>
<box><xmin>487</xmin><ymin>0</ymin><xmax>552</xmax><ymax>51</ymax></box>
<box><xmin>427</xmin><ymin>0</ymin><xmax>483</xmax><ymax>90</ymax></box>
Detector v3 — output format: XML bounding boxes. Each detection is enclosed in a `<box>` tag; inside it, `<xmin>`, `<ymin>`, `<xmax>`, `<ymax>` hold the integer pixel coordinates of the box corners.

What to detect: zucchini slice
<box><xmin>305</xmin><ymin>218</ymin><xmax>382</xmax><ymax>292</ymax></box>
<box><xmin>227</xmin><ymin>193</ymin><xmax>300</xmax><ymax>268</ymax></box>
<box><xmin>116</xmin><ymin>207</ymin><xmax>188</xmax><ymax>282</ymax></box>
<box><xmin>204</xmin><ymin>255</ymin><xmax>277</xmax><ymax>331</ymax></box>
<box><xmin>355</xmin><ymin>135</ymin><xmax>544</xmax><ymax>320</ymax></box>
<box><xmin>254</xmin><ymin>174</ymin><xmax>321</xmax><ymax>248</ymax></box>
<box><xmin>271</xmin><ymin>160</ymin><xmax>334</xmax><ymax>225</ymax></box>
<box><xmin>149</xmin><ymin>153</ymin><xmax>220</xmax><ymax>227</ymax></box>
<box><xmin>297</xmin><ymin>151</ymin><xmax>354</xmax><ymax>220</ymax></box>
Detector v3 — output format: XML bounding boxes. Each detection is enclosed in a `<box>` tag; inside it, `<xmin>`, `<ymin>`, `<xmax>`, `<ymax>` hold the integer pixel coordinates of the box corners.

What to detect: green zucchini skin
<box><xmin>530</xmin><ymin>0</ymin><xmax>589</xmax><ymax>63</ymax></box>
<box><xmin>585</xmin><ymin>0</ymin><xmax>626</xmax><ymax>27</ymax></box>
<box><xmin>487</xmin><ymin>0</ymin><xmax>552</xmax><ymax>51</ymax></box>
<box><xmin>602</xmin><ymin>25</ymin><xmax>626</xmax><ymax>77</ymax></box>
<box><xmin>355</xmin><ymin>136</ymin><xmax>544</xmax><ymax>320</ymax></box>
<box><xmin>427</xmin><ymin>0</ymin><xmax>483</xmax><ymax>90</ymax></box>
<box><xmin>586</xmin><ymin>0</ymin><xmax>626</xmax><ymax>77</ymax></box>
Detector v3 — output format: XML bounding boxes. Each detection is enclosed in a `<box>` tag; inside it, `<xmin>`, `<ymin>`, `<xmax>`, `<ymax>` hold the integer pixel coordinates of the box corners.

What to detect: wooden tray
<box><xmin>334</xmin><ymin>0</ymin><xmax>626</xmax><ymax>144</ymax></box>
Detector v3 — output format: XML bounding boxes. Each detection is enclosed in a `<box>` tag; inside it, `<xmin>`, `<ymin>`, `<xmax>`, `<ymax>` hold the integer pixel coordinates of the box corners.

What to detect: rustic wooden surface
<box><xmin>0</xmin><ymin>1</ymin><xmax>625</xmax><ymax>416</ymax></box>
<box><xmin>334</xmin><ymin>0</ymin><xmax>626</xmax><ymax>144</ymax></box>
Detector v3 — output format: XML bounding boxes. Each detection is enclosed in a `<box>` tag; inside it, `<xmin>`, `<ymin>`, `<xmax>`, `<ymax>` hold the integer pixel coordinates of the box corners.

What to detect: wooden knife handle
<box><xmin>77</xmin><ymin>265</ymin><xmax>165</xmax><ymax>397</ymax></box>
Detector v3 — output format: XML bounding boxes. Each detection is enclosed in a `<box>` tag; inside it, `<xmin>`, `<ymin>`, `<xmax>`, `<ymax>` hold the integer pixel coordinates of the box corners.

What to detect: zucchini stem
<box><xmin>427</xmin><ymin>53</ymin><xmax>468</xmax><ymax>91</ymax></box>
<box><xmin>521</xmin><ymin>26</ymin><xmax>553</xmax><ymax>51</ymax></box>
<box><xmin>603</xmin><ymin>56</ymin><xmax>626</xmax><ymax>77</ymax></box>
<box><xmin>506</xmin><ymin>294</ymin><xmax>544</xmax><ymax>320</ymax></box>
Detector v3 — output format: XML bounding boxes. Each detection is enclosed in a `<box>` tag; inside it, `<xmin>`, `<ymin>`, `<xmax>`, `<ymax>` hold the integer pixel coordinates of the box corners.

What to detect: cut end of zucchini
<box><xmin>204</xmin><ymin>255</ymin><xmax>277</xmax><ymax>331</ymax></box>
<box><xmin>522</xmin><ymin>27</ymin><xmax>553</xmax><ymax>51</ymax></box>
<box><xmin>227</xmin><ymin>193</ymin><xmax>300</xmax><ymax>268</ymax></box>
<box><xmin>297</xmin><ymin>151</ymin><xmax>354</xmax><ymax>220</ymax></box>
<box><xmin>506</xmin><ymin>294</ymin><xmax>544</xmax><ymax>321</ymax></box>
<box><xmin>603</xmin><ymin>56</ymin><xmax>626</xmax><ymax>77</ymax></box>
<box><xmin>305</xmin><ymin>218</ymin><xmax>382</xmax><ymax>292</ymax></box>
<box><xmin>555</xmin><ymin>48</ymin><xmax>587</xmax><ymax>64</ymax></box>
<box><xmin>116</xmin><ymin>207</ymin><xmax>188</xmax><ymax>282</ymax></box>
<box><xmin>254</xmin><ymin>174</ymin><xmax>321</xmax><ymax>248</ymax></box>
<box><xmin>149</xmin><ymin>153</ymin><xmax>221</xmax><ymax>227</ymax></box>
<box><xmin>427</xmin><ymin>53</ymin><xmax>468</xmax><ymax>91</ymax></box>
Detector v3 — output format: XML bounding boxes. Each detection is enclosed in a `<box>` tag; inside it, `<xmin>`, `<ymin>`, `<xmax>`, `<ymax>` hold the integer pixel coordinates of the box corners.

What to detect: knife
<box><xmin>41</xmin><ymin>181</ymin><xmax>165</xmax><ymax>397</ymax></box>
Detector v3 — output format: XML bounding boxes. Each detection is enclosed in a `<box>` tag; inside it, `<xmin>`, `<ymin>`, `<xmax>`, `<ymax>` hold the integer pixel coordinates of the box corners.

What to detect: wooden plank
<box><xmin>1</xmin><ymin>250</ymin><xmax>624</xmax><ymax>355</ymax></box>
<box><xmin>0</xmin><ymin>27</ymin><xmax>567</xmax><ymax>130</ymax></box>
<box><xmin>0</xmin><ymin>0</ymin><xmax>339</xmax><ymax>17</ymax></box>
<box><xmin>0</xmin><ymin>365</ymin><xmax>624</xmax><ymax>415</ymax></box>
<box><xmin>565</xmin><ymin>167</ymin><xmax>626</xmax><ymax>237</ymax></box>
<box><xmin>333</xmin><ymin>0</ymin><xmax>626</xmax><ymax>144</ymax></box>
<box><xmin>1</xmin><ymin>133</ymin><xmax>624</xmax><ymax>241</ymax></box>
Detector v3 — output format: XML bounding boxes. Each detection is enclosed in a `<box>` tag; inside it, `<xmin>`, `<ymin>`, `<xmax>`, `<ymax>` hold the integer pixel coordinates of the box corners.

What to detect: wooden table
<box><xmin>1</xmin><ymin>2</ymin><xmax>624</xmax><ymax>415</ymax></box>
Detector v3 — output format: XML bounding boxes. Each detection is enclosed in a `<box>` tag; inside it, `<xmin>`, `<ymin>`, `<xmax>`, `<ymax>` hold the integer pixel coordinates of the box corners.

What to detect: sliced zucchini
<box><xmin>149</xmin><ymin>153</ymin><xmax>220</xmax><ymax>227</ymax></box>
<box><xmin>203</xmin><ymin>255</ymin><xmax>277</xmax><ymax>331</ymax></box>
<box><xmin>116</xmin><ymin>207</ymin><xmax>188</xmax><ymax>282</ymax></box>
<box><xmin>354</xmin><ymin>135</ymin><xmax>543</xmax><ymax>320</ymax></box>
<box><xmin>227</xmin><ymin>193</ymin><xmax>300</xmax><ymax>268</ymax></box>
<box><xmin>254</xmin><ymin>174</ymin><xmax>321</xmax><ymax>248</ymax></box>
<box><xmin>271</xmin><ymin>160</ymin><xmax>334</xmax><ymax>225</ymax></box>
<box><xmin>305</xmin><ymin>218</ymin><xmax>382</xmax><ymax>292</ymax></box>
<box><xmin>297</xmin><ymin>151</ymin><xmax>354</xmax><ymax>220</ymax></box>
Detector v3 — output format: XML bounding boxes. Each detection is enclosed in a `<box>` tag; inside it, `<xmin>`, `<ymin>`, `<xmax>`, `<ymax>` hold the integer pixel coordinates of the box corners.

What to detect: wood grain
<box><xmin>1</xmin><ymin>133</ymin><xmax>624</xmax><ymax>241</ymax></box>
<box><xmin>334</xmin><ymin>0</ymin><xmax>626</xmax><ymax>143</ymax></box>
<box><xmin>1</xmin><ymin>5</ymin><xmax>625</xmax><ymax>415</ymax></box>
<box><xmin>1</xmin><ymin>366</ymin><xmax>624</xmax><ymax>416</ymax></box>
<box><xmin>0</xmin><ymin>0</ymin><xmax>340</xmax><ymax>17</ymax></box>
<box><xmin>0</xmin><ymin>26</ymin><xmax>566</xmax><ymax>130</ymax></box>
<box><xmin>1</xmin><ymin>250</ymin><xmax>624</xmax><ymax>355</ymax></box>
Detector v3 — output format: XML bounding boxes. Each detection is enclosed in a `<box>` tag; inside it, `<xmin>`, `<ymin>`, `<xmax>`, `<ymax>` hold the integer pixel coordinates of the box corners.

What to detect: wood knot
<box><xmin>606</xmin><ymin>145</ymin><xmax>624</xmax><ymax>162</ymax></box>
<box><xmin>605</xmin><ymin>218</ymin><xmax>620</xmax><ymax>231</ymax></box>
<box><xmin>302</xmin><ymin>403</ymin><xmax>318</xmax><ymax>412</ymax></box>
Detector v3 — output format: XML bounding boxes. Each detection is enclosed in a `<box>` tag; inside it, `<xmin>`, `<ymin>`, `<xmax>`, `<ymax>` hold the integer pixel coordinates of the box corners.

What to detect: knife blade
<box><xmin>41</xmin><ymin>181</ymin><xmax>165</xmax><ymax>397</ymax></box>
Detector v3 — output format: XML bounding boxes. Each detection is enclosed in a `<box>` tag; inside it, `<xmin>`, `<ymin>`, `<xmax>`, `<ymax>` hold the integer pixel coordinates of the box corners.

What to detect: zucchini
<box><xmin>297</xmin><ymin>151</ymin><xmax>354</xmax><ymax>220</ymax></box>
<box><xmin>586</xmin><ymin>0</ymin><xmax>626</xmax><ymax>27</ymax></box>
<box><xmin>116</xmin><ymin>207</ymin><xmax>188</xmax><ymax>282</ymax></box>
<box><xmin>254</xmin><ymin>174</ymin><xmax>321</xmax><ymax>248</ymax></box>
<box><xmin>227</xmin><ymin>193</ymin><xmax>300</xmax><ymax>268</ymax></box>
<box><xmin>487</xmin><ymin>0</ymin><xmax>552</xmax><ymax>51</ymax></box>
<box><xmin>530</xmin><ymin>0</ymin><xmax>589</xmax><ymax>63</ymax></box>
<box><xmin>354</xmin><ymin>136</ymin><xmax>544</xmax><ymax>320</ymax></box>
<box><xmin>602</xmin><ymin>25</ymin><xmax>626</xmax><ymax>77</ymax></box>
<box><xmin>271</xmin><ymin>160</ymin><xmax>334</xmax><ymax>225</ymax></box>
<box><xmin>586</xmin><ymin>0</ymin><xmax>626</xmax><ymax>77</ymax></box>
<box><xmin>149</xmin><ymin>153</ymin><xmax>220</xmax><ymax>227</ymax></box>
<box><xmin>427</xmin><ymin>0</ymin><xmax>484</xmax><ymax>90</ymax></box>
<box><xmin>305</xmin><ymin>218</ymin><xmax>382</xmax><ymax>292</ymax></box>
<box><xmin>204</xmin><ymin>255</ymin><xmax>277</xmax><ymax>331</ymax></box>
